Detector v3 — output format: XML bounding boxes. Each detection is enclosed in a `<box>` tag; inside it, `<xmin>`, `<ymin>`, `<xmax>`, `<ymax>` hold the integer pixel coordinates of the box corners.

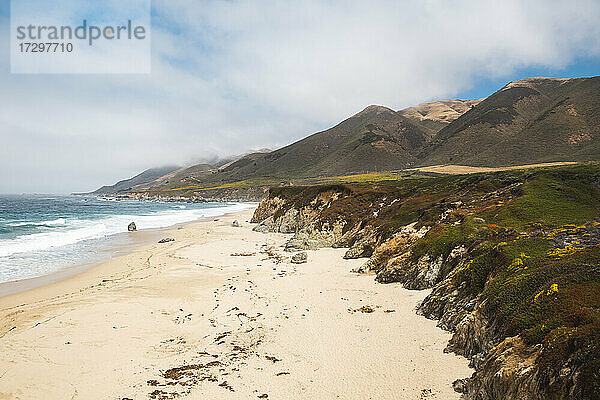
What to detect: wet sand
<box><xmin>0</xmin><ymin>229</ymin><xmax>162</xmax><ymax>298</ymax></box>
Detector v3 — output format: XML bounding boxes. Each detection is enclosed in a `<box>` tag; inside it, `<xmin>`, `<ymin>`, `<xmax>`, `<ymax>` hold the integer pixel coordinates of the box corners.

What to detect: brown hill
<box><xmin>419</xmin><ymin>76</ymin><xmax>600</xmax><ymax>166</ymax></box>
<box><xmin>398</xmin><ymin>99</ymin><xmax>482</xmax><ymax>135</ymax></box>
<box><xmin>218</xmin><ymin>105</ymin><xmax>433</xmax><ymax>180</ymax></box>
<box><xmin>92</xmin><ymin>76</ymin><xmax>599</xmax><ymax>197</ymax></box>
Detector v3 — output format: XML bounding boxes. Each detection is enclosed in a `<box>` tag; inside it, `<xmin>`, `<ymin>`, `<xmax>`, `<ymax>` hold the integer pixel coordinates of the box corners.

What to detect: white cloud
<box><xmin>1</xmin><ymin>0</ymin><xmax>600</xmax><ymax>192</ymax></box>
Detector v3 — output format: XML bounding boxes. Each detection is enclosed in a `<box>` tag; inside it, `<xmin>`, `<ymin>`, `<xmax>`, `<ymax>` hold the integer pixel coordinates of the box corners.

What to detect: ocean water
<box><xmin>0</xmin><ymin>195</ymin><xmax>253</xmax><ymax>283</ymax></box>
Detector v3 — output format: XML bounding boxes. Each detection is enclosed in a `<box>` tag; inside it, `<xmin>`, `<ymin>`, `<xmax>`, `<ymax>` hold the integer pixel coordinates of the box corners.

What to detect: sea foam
<box><xmin>0</xmin><ymin>200</ymin><xmax>254</xmax><ymax>282</ymax></box>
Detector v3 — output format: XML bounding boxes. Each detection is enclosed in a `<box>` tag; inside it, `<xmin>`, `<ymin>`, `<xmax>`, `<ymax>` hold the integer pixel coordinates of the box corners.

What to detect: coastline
<box><xmin>0</xmin><ymin>229</ymin><xmax>161</xmax><ymax>298</ymax></box>
<box><xmin>0</xmin><ymin>202</ymin><xmax>257</xmax><ymax>299</ymax></box>
<box><xmin>0</xmin><ymin>208</ymin><xmax>472</xmax><ymax>399</ymax></box>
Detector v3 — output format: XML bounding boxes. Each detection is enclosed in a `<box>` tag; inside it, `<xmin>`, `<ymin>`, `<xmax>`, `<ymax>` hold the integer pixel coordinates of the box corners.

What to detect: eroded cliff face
<box><xmin>250</xmin><ymin>166</ymin><xmax>600</xmax><ymax>400</ymax></box>
<box><xmin>251</xmin><ymin>191</ymin><xmax>384</xmax><ymax>257</ymax></box>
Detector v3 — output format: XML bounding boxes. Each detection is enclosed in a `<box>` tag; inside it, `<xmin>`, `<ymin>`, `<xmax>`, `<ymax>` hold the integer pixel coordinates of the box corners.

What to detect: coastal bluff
<box><xmin>250</xmin><ymin>163</ymin><xmax>600</xmax><ymax>400</ymax></box>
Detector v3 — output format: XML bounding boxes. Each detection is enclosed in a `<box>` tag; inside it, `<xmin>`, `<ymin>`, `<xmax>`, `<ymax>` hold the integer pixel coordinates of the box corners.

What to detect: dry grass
<box><xmin>410</xmin><ymin>162</ymin><xmax>580</xmax><ymax>175</ymax></box>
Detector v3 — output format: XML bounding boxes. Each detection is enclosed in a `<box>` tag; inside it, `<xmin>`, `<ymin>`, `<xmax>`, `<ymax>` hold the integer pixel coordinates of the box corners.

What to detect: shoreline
<box><xmin>0</xmin><ymin>208</ymin><xmax>472</xmax><ymax>399</ymax></box>
<box><xmin>0</xmin><ymin>203</ymin><xmax>256</xmax><ymax>299</ymax></box>
<box><xmin>0</xmin><ymin>229</ymin><xmax>161</xmax><ymax>298</ymax></box>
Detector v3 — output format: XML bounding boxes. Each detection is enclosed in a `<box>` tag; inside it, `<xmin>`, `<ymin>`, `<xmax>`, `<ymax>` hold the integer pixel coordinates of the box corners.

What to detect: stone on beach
<box><xmin>158</xmin><ymin>237</ymin><xmax>175</xmax><ymax>243</ymax></box>
<box><xmin>290</xmin><ymin>252</ymin><xmax>307</xmax><ymax>264</ymax></box>
<box><xmin>232</xmin><ymin>220</ymin><xmax>240</xmax><ymax>227</ymax></box>
<box><xmin>128</xmin><ymin>222</ymin><xmax>137</xmax><ymax>231</ymax></box>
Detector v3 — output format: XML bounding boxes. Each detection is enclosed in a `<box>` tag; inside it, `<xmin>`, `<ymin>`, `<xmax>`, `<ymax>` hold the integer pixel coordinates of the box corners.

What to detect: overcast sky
<box><xmin>1</xmin><ymin>0</ymin><xmax>600</xmax><ymax>194</ymax></box>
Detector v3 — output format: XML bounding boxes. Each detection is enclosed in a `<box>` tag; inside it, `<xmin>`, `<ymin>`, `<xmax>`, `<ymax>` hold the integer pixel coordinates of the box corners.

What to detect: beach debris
<box><xmin>219</xmin><ymin>381</ymin><xmax>234</xmax><ymax>391</ymax></box>
<box><xmin>232</xmin><ymin>220</ymin><xmax>240</xmax><ymax>227</ymax></box>
<box><xmin>231</xmin><ymin>252</ymin><xmax>255</xmax><ymax>257</ymax></box>
<box><xmin>265</xmin><ymin>355</ymin><xmax>280</xmax><ymax>363</ymax></box>
<box><xmin>258</xmin><ymin>394</ymin><xmax>268</xmax><ymax>398</ymax></box>
<box><xmin>174</xmin><ymin>313</ymin><xmax>192</xmax><ymax>324</ymax></box>
<box><xmin>384</xmin><ymin>309</ymin><xmax>396</xmax><ymax>313</ymax></box>
<box><xmin>354</xmin><ymin>305</ymin><xmax>375</xmax><ymax>313</ymax></box>
<box><xmin>149</xmin><ymin>389</ymin><xmax>178</xmax><ymax>400</ymax></box>
<box><xmin>128</xmin><ymin>222</ymin><xmax>137</xmax><ymax>231</ymax></box>
<box><xmin>260</xmin><ymin>245</ymin><xmax>285</xmax><ymax>263</ymax></box>
<box><xmin>290</xmin><ymin>251</ymin><xmax>307</xmax><ymax>264</ymax></box>
<box><xmin>162</xmin><ymin>363</ymin><xmax>219</xmax><ymax>380</ymax></box>
<box><xmin>215</xmin><ymin>331</ymin><xmax>231</xmax><ymax>343</ymax></box>
<box><xmin>276</xmin><ymin>372</ymin><xmax>290</xmax><ymax>376</ymax></box>
<box><xmin>158</xmin><ymin>237</ymin><xmax>175</xmax><ymax>243</ymax></box>
<box><xmin>145</xmin><ymin>301</ymin><xmax>266</xmax><ymax>398</ymax></box>
<box><xmin>350</xmin><ymin>262</ymin><xmax>372</xmax><ymax>274</ymax></box>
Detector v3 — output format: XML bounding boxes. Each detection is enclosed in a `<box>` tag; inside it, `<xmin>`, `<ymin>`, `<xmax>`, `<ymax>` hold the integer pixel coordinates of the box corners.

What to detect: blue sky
<box><xmin>1</xmin><ymin>0</ymin><xmax>599</xmax><ymax>193</ymax></box>
<box><xmin>458</xmin><ymin>56</ymin><xmax>600</xmax><ymax>100</ymax></box>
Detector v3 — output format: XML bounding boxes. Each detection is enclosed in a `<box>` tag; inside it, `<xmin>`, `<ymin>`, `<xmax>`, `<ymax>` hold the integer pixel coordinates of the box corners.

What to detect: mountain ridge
<box><xmin>92</xmin><ymin>76</ymin><xmax>600</xmax><ymax>198</ymax></box>
<box><xmin>419</xmin><ymin>76</ymin><xmax>600</xmax><ymax>166</ymax></box>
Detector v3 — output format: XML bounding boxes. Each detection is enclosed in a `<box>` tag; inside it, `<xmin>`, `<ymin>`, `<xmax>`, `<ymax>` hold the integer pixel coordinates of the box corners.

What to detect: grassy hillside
<box><xmin>218</xmin><ymin>105</ymin><xmax>431</xmax><ymax>180</ymax></box>
<box><xmin>92</xmin><ymin>166</ymin><xmax>179</xmax><ymax>194</ymax></box>
<box><xmin>92</xmin><ymin>76</ymin><xmax>599</xmax><ymax>199</ymax></box>
<box><xmin>420</xmin><ymin>76</ymin><xmax>600</xmax><ymax>166</ymax></box>
<box><xmin>91</xmin><ymin>100</ymin><xmax>477</xmax><ymax>197</ymax></box>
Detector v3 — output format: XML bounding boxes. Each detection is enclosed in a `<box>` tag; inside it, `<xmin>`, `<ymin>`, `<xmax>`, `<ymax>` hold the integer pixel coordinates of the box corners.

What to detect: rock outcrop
<box><xmin>251</xmin><ymin>192</ymin><xmax>358</xmax><ymax>252</ymax></box>
<box><xmin>290</xmin><ymin>252</ymin><xmax>307</xmax><ymax>264</ymax></box>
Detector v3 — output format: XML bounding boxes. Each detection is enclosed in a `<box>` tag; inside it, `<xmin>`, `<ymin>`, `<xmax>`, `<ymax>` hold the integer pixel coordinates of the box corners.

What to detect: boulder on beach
<box><xmin>128</xmin><ymin>222</ymin><xmax>137</xmax><ymax>231</ymax></box>
<box><xmin>232</xmin><ymin>220</ymin><xmax>240</xmax><ymax>227</ymax></box>
<box><xmin>291</xmin><ymin>251</ymin><xmax>307</xmax><ymax>264</ymax></box>
<box><xmin>158</xmin><ymin>237</ymin><xmax>175</xmax><ymax>243</ymax></box>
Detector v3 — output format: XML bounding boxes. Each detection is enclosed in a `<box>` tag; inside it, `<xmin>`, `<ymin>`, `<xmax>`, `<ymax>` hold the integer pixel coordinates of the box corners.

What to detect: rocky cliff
<box><xmin>250</xmin><ymin>164</ymin><xmax>600</xmax><ymax>400</ymax></box>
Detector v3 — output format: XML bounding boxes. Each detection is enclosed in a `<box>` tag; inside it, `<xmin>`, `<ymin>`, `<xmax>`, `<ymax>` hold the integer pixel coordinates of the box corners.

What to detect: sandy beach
<box><xmin>0</xmin><ymin>208</ymin><xmax>472</xmax><ymax>400</ymax></box>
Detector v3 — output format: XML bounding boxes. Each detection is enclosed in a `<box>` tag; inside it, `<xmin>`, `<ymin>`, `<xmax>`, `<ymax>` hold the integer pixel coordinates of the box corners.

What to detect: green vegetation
<box><xmin>164</xmin><ymin>177</ymin><xmax>282</xmax><ymax>192</ymax></box>
<box><xmin>483</xmin><ymin>167</ymin><xmax>600</xmax><ymax>229</ymax></box>
<box><xmin>271</xmin><ymin>163</ymin><xmax>599</xmax><ymax>238</ymax></box>
<box><xmin>465</xmin><ymin>241</ymin><xmax>600</xmax><ymax>397</ymax></box>
<box><xmin>425</xmin><ymin>165</ymin><xmax>600</xmax><ymax>396</ymax></box>
<box><xmin>410</xmin><ymin>217</ymin><xmax>482</xmax><ymax>260</ymax></box>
